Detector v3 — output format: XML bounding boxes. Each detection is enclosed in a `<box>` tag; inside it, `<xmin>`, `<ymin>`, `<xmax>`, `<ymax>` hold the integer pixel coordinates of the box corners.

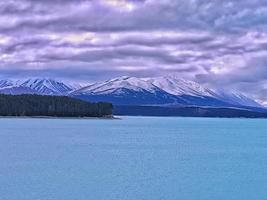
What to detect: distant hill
<box><xmin>114</xmin><ymin>105</ymin><xmax>267</xmax><ymax>118</ymax></box>
<box><xmin>0</xmin><ymin>94</ymin><xmax>113</xmax><ymax>118</ymax></box>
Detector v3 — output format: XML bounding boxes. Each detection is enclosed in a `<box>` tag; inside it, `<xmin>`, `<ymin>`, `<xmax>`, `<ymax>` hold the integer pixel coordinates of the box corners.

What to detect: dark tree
<box><xmin>0</xmin><ymin>94</ymin><xmax>113</xmax><ymax>117</ymax></box>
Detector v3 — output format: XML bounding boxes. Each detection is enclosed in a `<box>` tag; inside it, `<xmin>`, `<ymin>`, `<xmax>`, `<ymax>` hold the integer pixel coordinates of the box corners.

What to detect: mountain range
<box><xmin>0</xmin><ymin>76</ymin><xmax>264</xmax><ymax>113</ymax></box>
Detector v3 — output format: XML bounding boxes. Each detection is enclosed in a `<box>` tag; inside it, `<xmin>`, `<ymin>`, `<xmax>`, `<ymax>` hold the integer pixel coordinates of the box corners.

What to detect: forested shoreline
<box><xmin>0</xmin><ymin>94</ymin><xmax>113</xmax><ymax>117</ymax></box>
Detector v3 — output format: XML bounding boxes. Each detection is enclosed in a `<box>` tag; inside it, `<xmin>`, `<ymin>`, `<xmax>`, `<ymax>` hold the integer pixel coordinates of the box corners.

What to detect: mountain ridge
<box><xmin>0</xmin><ymin>76</ymin><xmax>263</xmax><ymax>110</ymax></box>
<box><xmin>70</xmin><ymin>76</ymin><xmax>262</xmax><ymax>108</ymax></box>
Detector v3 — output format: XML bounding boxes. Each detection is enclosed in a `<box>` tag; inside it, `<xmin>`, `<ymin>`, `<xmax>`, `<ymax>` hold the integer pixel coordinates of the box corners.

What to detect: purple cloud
<box><xmin>1</xmin><ymin>0</ymin><xmax>267</xmax><ymax>103</ymax></box>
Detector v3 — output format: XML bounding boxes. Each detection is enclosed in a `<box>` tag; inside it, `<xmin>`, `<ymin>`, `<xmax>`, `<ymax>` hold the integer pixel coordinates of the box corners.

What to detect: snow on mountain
<box><xmin>71</xmin><ymin>75</ymin><xmax>262</xmax><ymax>108</ymax></box>
<box><xmin>147</xmin><ymin>75</ymin><xmax>261</xmax><ymax>107</ymax></box>
<box><xmin>215</xmin><ymin>90</ymin><xmax>261</xmax><ymax>108</ymax></box>
<box><xmin>72</xmin><ymin>76</ymin><xmax>160</xmax><ymax>95</ymax></box>
<box><xmin>0</xmin><ymin>80</ymin><xmax>13</xmax><ymax>88</ymax></box>
<box><xmin>0</xmin><ymin>76</ymin><xmax>262</xmax><ymax>108</ymax></box>
<box><xmin>64</xmin><ymin>82</ymin><xmax>91</xmax><ymax>91</ymax></box>
<box><xmin>146</xmin><ymin>76</ymin><xmax>216</xmax><ymax>97</ymax></box>
<box><xmin>70</xmin><ymin>76</ymin><xmax>179</xmax><ymax>105</ymax></box>
<box><xmin>19</xmin><ymin>78</ymin><xmax>73</xmax><ymax>95</ymax></box>
<box><xmin>0</xmin><ymin>78</ymin><xmax>77</xmax><ymax>95</ymax></box>
<box><xmin>72</xmin><ymin>75</ymin><xmax>218</xmax><ymax>97</ymax></box>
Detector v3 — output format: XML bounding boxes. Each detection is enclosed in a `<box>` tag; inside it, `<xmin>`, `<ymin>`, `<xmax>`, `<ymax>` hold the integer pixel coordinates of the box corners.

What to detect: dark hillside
<box><xmin>114</xmin><ymin>105</ymin><xmax>267</xmax><ymax>118</ymax></box>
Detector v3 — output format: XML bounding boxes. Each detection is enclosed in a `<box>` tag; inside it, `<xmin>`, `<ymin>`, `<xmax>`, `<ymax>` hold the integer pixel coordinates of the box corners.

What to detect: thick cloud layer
<box><xmin>1</xmin><ymin>0</ymin><xmax>267</xmax><ymax>103</ymax></box>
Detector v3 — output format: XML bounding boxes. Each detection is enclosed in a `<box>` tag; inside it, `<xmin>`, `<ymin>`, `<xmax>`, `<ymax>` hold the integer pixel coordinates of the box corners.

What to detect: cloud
<box><xmin>0</xmin><ymin>0</ymin><xmax>267</xmax><ymax>103</ymax></box>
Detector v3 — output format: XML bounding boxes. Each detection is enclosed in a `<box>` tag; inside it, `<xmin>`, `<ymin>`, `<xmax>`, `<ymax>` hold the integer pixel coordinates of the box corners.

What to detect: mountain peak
<box><xmin>106</xmin><ymin>76</ymin><xmax>131</xmax><ymax>83</ymax></box>
<box><xmin>0</xmin><ymin>78</ymin><xmax>73</xmax><ymax>96</ymax></box>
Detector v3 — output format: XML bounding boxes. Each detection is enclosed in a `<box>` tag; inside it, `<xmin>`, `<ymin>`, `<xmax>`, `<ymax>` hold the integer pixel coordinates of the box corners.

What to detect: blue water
<box><xmin>1</xmin><ymin>117</ymin><xmax>267</xmax><ymax>200</ymax></box>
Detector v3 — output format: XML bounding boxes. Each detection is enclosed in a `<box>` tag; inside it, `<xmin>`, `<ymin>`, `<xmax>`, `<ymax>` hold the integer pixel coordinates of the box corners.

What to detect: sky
<box><xmin>0</xmin><ymin>0</ymin><xmax>267</xmax><ymax>103</ymax></box>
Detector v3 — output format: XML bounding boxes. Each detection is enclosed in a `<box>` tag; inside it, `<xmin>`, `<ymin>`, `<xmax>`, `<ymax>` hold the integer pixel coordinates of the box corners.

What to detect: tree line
<box><xmin>0</xmin><ymin>94</ymin><xmax>113</xmax><ymax>117</ymax></box>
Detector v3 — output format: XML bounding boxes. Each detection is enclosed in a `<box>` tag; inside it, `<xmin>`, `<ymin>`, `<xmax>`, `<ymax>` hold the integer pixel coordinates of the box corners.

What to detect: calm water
<box><xmin>1</xmin><ymin>117</ymin><xmax>267</xmax><ymax>200</ymax></box>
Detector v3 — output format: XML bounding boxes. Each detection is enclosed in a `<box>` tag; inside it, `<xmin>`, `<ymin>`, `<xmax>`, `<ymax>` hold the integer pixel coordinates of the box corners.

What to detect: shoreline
<box><xmin>0</xmin><ymin>115</ymin><xmax>120</xmax><ymax>120</ymax></box>
<box><xmin>1</xmin><ymin>115</ymin><xmax>267</xmax><ymax>120</ymax></box>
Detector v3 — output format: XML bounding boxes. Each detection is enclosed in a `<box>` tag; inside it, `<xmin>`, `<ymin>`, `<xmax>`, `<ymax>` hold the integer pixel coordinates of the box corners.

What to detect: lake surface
<box><xmin>1</xmin><ymin>117</ymin><xmax>267</xmax><ymax>200</ymax></box>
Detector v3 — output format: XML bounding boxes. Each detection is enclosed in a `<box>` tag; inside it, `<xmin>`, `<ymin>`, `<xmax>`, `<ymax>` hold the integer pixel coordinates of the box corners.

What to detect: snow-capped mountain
<box><xmin>70</xmin><ymin>76</ymin><xmax>262</xmax><ymax>108</ymax></box>
<box><xmin>19</xmin><ymin>78</ymin><xmax>73</xmax><ymax>95</ymax></box>
<box><xmin>0</xmin><ymin>76</ymin><xmax>262</xmax><ymax>108</ymax></box>
<box><xmin>146</xmin><ymin>76</ymin><xmax>216</xmax><ymax>97</ymax></box>
<box><xmin>72</xmin><ymin>76</ymin><xmax>161</xmax><ymax>95</ymax></box>
<box><xmin>0</xmin><ymin>80</ymin><xmax>13</xmax><ymax>88</ymax></box>
<box><xmin>0</xmin><ymin>78</ymin><xmax>74</xmax><ymax>95</ymax></box>
<box><xmin>215</xmin><ymin>91</ymin><xmax>261</xmax><ymax>108</ymax></box>
<box><xmin>71</xmin><ymin>76</ymin><xmax>215</xmax><ymax>97</ymax></box>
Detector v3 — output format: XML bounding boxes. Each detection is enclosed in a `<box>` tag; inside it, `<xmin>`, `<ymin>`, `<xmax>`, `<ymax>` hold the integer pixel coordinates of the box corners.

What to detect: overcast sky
<box><xmin>1</xmin><ymin>0</ymin><xmax>267</xmax><ymax>103</ymax></box>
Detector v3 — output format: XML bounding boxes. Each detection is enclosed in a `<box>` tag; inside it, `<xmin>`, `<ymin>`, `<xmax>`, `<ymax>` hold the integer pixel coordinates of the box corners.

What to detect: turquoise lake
<box><xmin>1</xmin><ymin>117</ymin><xmax>267</xmax><ymax>200</ymax></box>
